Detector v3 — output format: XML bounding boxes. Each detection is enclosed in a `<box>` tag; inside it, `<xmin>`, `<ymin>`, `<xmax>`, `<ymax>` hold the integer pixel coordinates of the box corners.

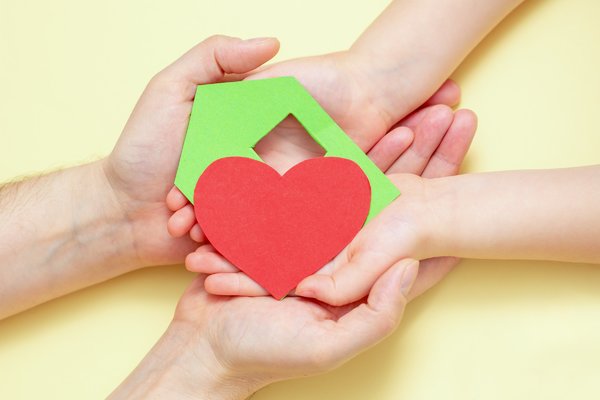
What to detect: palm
<box><xmin>173</xmin><ymin>268</ymin><xmax>412</xmax><ymax>385</ymax></box>
<box><xmin>175</xmin><ymin>277</ymin><xmax>358</xmax><ymax>379</ymax></box>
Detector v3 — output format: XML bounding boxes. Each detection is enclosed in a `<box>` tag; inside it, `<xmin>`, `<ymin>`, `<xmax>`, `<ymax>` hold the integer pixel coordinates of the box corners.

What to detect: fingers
<box><xmin>367</xmin><ymin>126</ymin><xmax>414</xmax><ymax>172</ymax></box>
<box><xmin>386</xmin><ymin>105</ymin><xmax>454</xmax><ymax>175</ymax></box>
<box><xmin>422</xmin><ymin>79</ymin><xmax>461</xmax><ymax>108</ymax></box>
<box><xmin>185</xmin><ymin>245</ymin><xmax>239</xmax><ymax>273</ymax></box>
<box><xmin>186</xmin><ymin>246</ymin><xmax>279</xmax><ymax>296</ymax></box>
<box><xmin>166</xmin><ymin>186</ymin><xmax>189</xmax><ymax>211</ymax></box>
<box><xmin>167</xmin><ymin>204</ymin><xmax>196</xmax><ymax>237</ymax></box>
<box><xmin>190</xmin><ymin>224</ymin><xmax>206</xmax><ymax>243</ymax></box>
<box><xmin>152</xmin><ymin>35</ymin><xmax>280</xmax><ymax>99</ymax></box>
<box><xmin>421</xmin><ymin>109</ymin><xmax>477</xmax><ymax>179</ymax></box>
<box><xmin>166</xmin><ymin>186</ymin><xmax>206</xmax><ymax>242</ymax></box>
<box><xmin>204</xmin><ymin>272</ymin><xmax>270</xmax><ymax>297</ymax></box>
<box><xmin>329</xmin><ymin>259</ymin><xmax>419</xmax><ymax>360</ymax></box>
<box><xmin>407</xmin><ymin>257</ymin><xmax>459</xmax><ymax>301</ymax></box>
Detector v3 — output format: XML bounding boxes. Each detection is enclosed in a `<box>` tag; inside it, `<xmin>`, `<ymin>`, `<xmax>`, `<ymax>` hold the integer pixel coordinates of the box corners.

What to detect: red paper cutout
<box><xmin>194</xmin><ymin>156</ymin><xmax>371</xmax><ymax>299</ymax></box>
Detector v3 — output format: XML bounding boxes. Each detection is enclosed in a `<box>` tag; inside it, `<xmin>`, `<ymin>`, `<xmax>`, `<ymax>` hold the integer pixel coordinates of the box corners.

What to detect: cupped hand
<box><xmin>170</xmin><ymin>258</ymin><xmax>419</xmax><ymax>397</ymax></box>
<box><xmin>101</xmin><ymin>36</ymin><xmax>280</xmax><ymax>268</ymax></box>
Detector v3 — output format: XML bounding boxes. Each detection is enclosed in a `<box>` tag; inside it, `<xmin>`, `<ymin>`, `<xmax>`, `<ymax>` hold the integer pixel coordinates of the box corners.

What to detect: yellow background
<box><xmin>1</xmin><ymin>0</ymin><xmax>599</xmax><ymax>398</ymax></box>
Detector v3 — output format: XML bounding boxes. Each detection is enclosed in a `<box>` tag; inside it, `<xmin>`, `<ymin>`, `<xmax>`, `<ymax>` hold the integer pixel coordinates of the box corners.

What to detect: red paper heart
<box><xmin>194</xmin><ymin>156</ymin><xmax>371</xmax><ymax>299</ymax></box>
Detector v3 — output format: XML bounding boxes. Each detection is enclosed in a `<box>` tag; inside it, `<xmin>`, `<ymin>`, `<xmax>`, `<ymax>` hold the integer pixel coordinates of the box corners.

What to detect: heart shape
<box><xmin>194</xmin><ymin>156</ymin><xmax>371</xmax><ymax>299</ymax></box>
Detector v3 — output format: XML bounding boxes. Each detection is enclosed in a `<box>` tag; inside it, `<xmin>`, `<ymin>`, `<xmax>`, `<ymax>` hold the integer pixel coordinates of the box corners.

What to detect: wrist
<box><xmin>81</xmin><ymin>160</ymin><xmax>142</xmax><ymax>272</ymax></box>
<box><xmin>346</xmin><ymin>42</ymin><xmax>439</xmax><ymax>126</ymax></box>
<box><xmin>110</xmin><ymin>321</ymin><xmax>267</xmax><ymax>400</ymax></box>
<box><xmin>419</xmin><ymin>175</ymin><xmax>461</xmax><ymax>259</ymax></box>
<box><xmin>386</xmin><ymin>174</ymin><xmax>445</xmax><ymax>260</ymax></box>
<box><xmin>388</xmin><ymin>174</ymin><xmax>459</xmax><ymax>260</ymax></box>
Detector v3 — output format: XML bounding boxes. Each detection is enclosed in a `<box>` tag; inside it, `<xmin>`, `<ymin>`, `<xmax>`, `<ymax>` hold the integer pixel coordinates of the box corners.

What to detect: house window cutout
<box><xmin>253</xmin><ymin>114</ymin><xmax>325</xmax><ymax>175</ymax></box>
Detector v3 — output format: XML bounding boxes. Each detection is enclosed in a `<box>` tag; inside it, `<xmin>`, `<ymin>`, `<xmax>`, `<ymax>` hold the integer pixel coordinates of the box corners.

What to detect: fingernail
<box><xmin>399</xmin><ymin>259</ymin><xmax>419</xmax><ymax>297</ymax></box>
<box><xmin>243</xmin><ymin>37</ymin><xmax>276</xmax><ymax>45</ymax></box>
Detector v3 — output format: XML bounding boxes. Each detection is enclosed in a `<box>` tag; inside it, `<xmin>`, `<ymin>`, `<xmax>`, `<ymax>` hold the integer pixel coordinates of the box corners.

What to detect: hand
<box><xmin>101</xmin><ymin>35</ymin><xmax>280</xmax><ymax>268</ymax></box>
<box><xmin>182</xmin><ymin>103</ymin><xmax>477</xmax><ymax>301</ymax></box>
<box><xmin>110</xmin><ymin>259</ymin><xmax>420</xmax><ymax>399</ymax></box>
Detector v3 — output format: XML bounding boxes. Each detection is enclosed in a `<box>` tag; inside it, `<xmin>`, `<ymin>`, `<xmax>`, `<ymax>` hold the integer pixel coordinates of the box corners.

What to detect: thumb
<box><xmin>328</xmin><ymin>259</ymin><xmax>419</xmax><ymax>364</ymax></box>
<box><xmin>153</xmin><ymin>35</ymin><xmax>280</xmax><ymax>96</ymax></box>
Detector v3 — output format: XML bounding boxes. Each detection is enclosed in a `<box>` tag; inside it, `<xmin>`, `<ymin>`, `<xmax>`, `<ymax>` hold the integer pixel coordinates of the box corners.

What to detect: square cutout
<box><xmin>254</xmin><ymin>114</ymin><xmax>325</xmax><ymax>175</ymax></box>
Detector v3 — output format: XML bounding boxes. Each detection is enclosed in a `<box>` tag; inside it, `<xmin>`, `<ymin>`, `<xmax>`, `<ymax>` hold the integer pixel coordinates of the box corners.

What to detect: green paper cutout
<box><xmin>175</xmin><ymin>77</ymin><xmax>399</xmax><ymax>221</ymax></box>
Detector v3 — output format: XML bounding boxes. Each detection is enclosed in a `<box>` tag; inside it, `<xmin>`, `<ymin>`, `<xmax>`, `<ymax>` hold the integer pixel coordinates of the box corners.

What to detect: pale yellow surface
<box><xmin>1</xmin><ymin>0</ymin><xmax>599</xmax><ymax>398</ymax></box>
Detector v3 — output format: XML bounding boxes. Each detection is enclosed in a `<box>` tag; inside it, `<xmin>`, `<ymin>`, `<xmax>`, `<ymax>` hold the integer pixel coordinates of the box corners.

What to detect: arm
<box><xmin>350</xmin><ymin>0</ymin><xmax>526</xmax><ymax>124</ymax></box>
<box><xmin>427</xmin><ymin>166</ymin><xmax>600</xmax><ymax>263</ymax></box>
<box><xmin>294</xmin><ymin>166</ymin><xmax>600</xmax><ymax>305</ymax></box>
<box><xmin>240</xmin><ymin>0</ymin><xmax>524</xmax><ymax>157</ymax></box>
<box><xmin>0</xmin><ymin>163</ymin><xmax>137</xmax><ymax>318</ymax></box>
<box><xmin>0</xmin><ymin>36</ymin><xmax>280</xmax><ymax>319</ymax></box>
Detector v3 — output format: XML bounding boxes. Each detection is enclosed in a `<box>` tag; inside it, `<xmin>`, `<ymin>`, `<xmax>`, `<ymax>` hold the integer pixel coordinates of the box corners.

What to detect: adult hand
<box><xmin>110</xmin><ymin>259</ymin><xmax>419</xmax><ymax>399</ymax></box>
<box><xmin>103</xmin><ymin>35</ymin><xmax>280</xmax><ymax>268</ymax></box>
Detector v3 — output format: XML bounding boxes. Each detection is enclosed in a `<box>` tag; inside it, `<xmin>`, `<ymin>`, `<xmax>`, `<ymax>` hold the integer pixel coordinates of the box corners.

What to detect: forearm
<box><xmin>350</xmin><ymin>0</ymin><xmax>525</xmax><ymax>122</ymax></box>
<box><xmin>427</xmin><ymin>166</ymin><xmax>600</xmax><ymax>263</ymax></box>
<box><xmin>0</xmin><ymin>161</ymin><xmax>138</xmax><ymax>318</ymax></box>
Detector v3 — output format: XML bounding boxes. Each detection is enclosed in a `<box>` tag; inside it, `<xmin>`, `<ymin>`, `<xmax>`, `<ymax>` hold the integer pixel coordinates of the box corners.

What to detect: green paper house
<box><xmin>175</xmin><ymin>76</ymin><xmax>399</xmax><ymax>221</ymax></box>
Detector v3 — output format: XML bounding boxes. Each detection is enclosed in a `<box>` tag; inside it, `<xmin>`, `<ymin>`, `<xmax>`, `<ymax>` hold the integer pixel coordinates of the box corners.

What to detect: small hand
<box><xmin>101</xmin><ymin>36</ymin><xmax>280</xmax><ymax>268</ymax></box>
